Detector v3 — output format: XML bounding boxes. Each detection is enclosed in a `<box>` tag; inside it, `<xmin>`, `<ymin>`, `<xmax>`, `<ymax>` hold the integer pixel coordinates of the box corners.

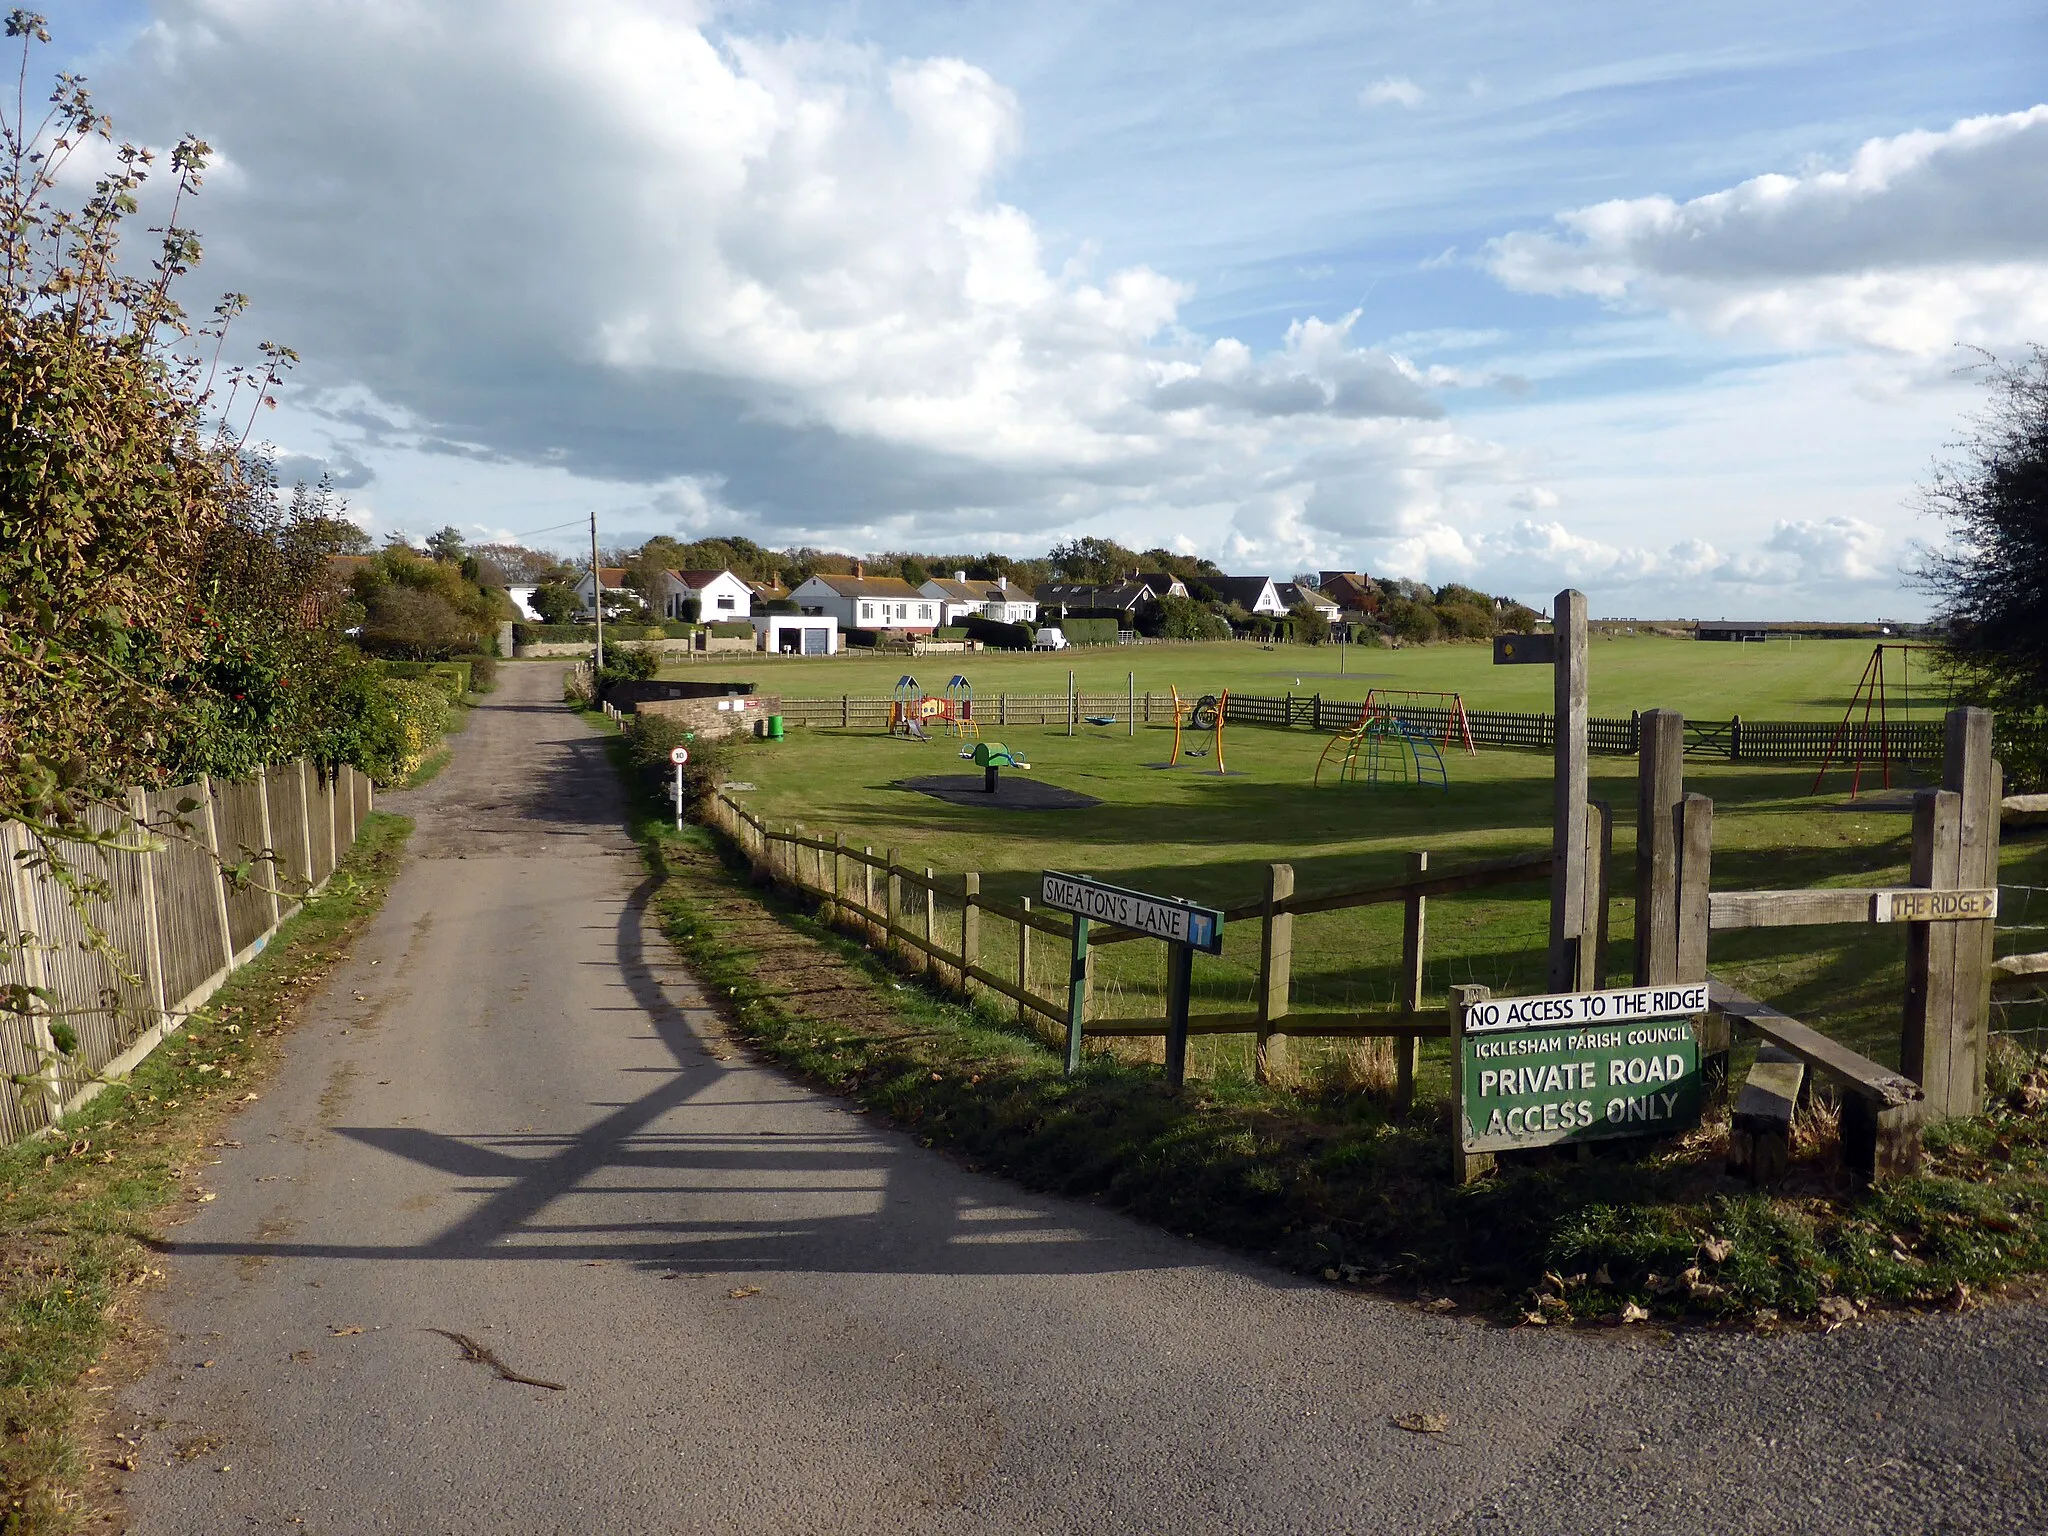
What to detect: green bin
<box><xmin>766</xmin><ymin>714</ymin><xmax>784</xmax><ymax>740</ymax></box>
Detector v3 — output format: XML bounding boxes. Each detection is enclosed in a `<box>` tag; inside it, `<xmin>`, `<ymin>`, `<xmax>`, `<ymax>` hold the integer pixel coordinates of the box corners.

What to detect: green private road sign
<box><xmin>1039</xmin><ymin>871</ymin><xmax>1224</xmax><ymax>953</ymax></box>
<box><xmin>1458</xmin><ymin>982</ymin><xmax>1708</xmax><ymax>1153</ymax></box>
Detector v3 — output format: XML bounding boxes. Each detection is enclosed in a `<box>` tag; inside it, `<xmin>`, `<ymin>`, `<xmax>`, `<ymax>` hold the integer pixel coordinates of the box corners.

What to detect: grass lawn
<box><xmin>705</xmin><ymin>709</ymin><xmax>2048</xmax><ymax>1087</ymax></box>
<box><xmin>643</xmin><ymin>632</ymin><xmax>1954</xmax><ymax>722</ymax></box>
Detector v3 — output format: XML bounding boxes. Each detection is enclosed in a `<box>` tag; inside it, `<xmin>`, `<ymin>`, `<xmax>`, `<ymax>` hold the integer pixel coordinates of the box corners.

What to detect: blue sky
<box><xmin>51</xmin><ymin>1</ymin><xmax>2048</xmax><ymax>615</ymax></box>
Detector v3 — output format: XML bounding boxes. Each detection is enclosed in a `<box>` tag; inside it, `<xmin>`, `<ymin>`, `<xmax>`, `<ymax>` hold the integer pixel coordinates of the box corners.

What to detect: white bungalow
<box><xmin>789</xmin><ymin>569</ymin><xmax>941</xmax><ymax>632</ymax></box>
<box><xmin>918</xmin><ymin>573</ymin><xmax>1039</xmax><ymax>625</ymax></box>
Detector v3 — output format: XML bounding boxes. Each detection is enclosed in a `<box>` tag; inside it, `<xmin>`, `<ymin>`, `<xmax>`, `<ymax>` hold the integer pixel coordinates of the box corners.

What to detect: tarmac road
<box><xmin>117</xmin><ymin>663</ymin><xmax>2048</xmax><ymax>1534</ymax></box>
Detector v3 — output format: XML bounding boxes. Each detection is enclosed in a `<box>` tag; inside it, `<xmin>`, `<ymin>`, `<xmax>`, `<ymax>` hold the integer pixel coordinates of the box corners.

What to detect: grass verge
<box><xmin>591</xmin><ymin>714</ymin><xmax>2048</xmax><ymax>1334</ymax></box>
<box><xmin>0</xmin><ymin>812</ymin><xmax>412</xmax><ymax>1535</ymax></box>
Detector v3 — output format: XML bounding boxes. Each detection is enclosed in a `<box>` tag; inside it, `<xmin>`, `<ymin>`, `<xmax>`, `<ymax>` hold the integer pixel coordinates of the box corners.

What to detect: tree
<box><xmin>425</xmin><ymin>525</ymin><xmax>467</xmax><ymax>563</ymax></box>
<box><xmin>1381</xmin><ymin>596</ymin><xmax>1441</xmax><ymax>643</ymax></box>
<box><xmin>1918</xmin><ymin>345</ymin><xmax>2048</xmax><ymax>788</ymax></box>
<box><xmin>529</xmin><ymin>582</ymin><xmax>581</xmax><ymax>625</ymax></box>
<box><xmin>1140</xmin><ymin>593</ymin><xmax>1229</xmax><ymax>640</ymax></box>
<box><xmin>1288</xmin><ymin>602</ymin><xmax>1332</xmax><ymax>645</ymax></box>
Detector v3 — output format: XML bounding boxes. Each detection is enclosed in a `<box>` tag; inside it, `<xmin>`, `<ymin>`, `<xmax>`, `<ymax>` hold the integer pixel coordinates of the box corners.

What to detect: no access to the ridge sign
<box><xmin>1040</xmin><ymin>871</ymin><xmax>1224</xmax><ymax>954</ymax></box>
<box><xmin>1463</xmin><ymin>982</ymin><xmax>1709</xmax><ymax>1033</ymax></box>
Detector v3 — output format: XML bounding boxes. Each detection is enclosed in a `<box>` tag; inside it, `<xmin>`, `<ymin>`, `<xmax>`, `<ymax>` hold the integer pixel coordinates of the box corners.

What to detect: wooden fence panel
<box><xmin>0</xmin><ymin>821</ymin><xmax>49</xmax><ymax>1141</ymax></box>
<box><xmin>213</xmin><ymin>777</ymin><xmax>273</xmax><ymax>958</ymax></box>
<box><xmin>144</xmin><ymin>783</ymin><xmax>230</xmax><ymax>1011</ymax></box>
<box><xmin>269</xmin><ymin>761</ymin><xmax>313</xmax><ymax>907</ymax></box>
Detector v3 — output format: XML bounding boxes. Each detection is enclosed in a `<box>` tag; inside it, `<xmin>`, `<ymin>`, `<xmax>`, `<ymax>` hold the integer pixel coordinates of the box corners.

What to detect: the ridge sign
<box><xmin>1458</xmin><ymin>984</ymin><xmax>1707</xmax><ymax>1154</ymax></box>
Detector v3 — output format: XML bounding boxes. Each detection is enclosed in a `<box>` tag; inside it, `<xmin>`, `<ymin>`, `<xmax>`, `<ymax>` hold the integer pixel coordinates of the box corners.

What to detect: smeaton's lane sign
<box><xmin>1039</xmin><ymin>871</ymin><xmax>1225</xmax><ymax>954</ymax></box>
<box><xmin>1459</xmin><ymin>984</ymin><xmax>1708</xmax><ymax>1154</ymax></box>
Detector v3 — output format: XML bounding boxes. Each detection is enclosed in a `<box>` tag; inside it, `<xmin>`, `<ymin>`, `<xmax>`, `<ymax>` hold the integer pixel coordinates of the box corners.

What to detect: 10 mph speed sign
<box><xmin>669</xmin><ymin>746</ymin><xmax>690</xmax><ymax>765</ymax></box>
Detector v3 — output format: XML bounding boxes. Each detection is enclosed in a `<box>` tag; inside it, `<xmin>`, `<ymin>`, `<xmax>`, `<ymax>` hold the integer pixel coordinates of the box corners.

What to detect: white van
<box><xmin>1032</xmin><ymin>626</ymin><xmax>1068</xmax><ymax>650</ymax></box>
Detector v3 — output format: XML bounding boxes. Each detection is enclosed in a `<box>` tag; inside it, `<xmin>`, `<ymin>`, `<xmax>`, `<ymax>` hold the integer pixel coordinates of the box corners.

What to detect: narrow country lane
<box><xmin>116</xmin><ymin>663</ymin><xmax>2048</xmax><ymax>1535</ymax></box>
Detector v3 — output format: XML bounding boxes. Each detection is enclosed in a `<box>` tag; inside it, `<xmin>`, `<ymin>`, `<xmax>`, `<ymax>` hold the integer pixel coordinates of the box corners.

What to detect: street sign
<box><xmin>1039</xmin><ymin>871</ymin><xmax>1224</xmax><ymax>954</ymax></box>
<box><xmin>1875</xmin><ymin>887</ymin><xmax>1996</xmax><ymax>923</ymax></box>
<box><xmin>1458</xmin><ymin>984</ymin><xmax>1706</xmax><ymax>1154</ymax></box>
<box><xmin>669</xmin><ymin>746</ymin><xmax>690</xmax><ymax>765</ymax></box>
<box><xmin>1493</xmin><ymin>633</ymin><xmax>1557</xmax><ymax>665</ymax></box>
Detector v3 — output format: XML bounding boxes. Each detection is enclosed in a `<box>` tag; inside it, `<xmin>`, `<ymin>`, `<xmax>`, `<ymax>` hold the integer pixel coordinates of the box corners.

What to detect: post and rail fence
<box><xmin>0</xmin><ymin>761</ymin><xmax>378</xmax><ymax>1142</ymax></box>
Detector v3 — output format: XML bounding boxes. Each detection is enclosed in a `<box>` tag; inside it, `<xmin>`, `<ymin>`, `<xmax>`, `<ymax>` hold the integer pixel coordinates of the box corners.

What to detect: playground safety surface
<box><xmin>896</xmin><ymin>774</ymin><xmax>1103</xmax><ymax>811</ymax></box>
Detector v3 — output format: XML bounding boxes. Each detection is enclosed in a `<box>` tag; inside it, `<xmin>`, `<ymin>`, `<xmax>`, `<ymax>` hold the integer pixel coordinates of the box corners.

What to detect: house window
<box><xmin>716</xmin><ymin>595</ymin><xmax>735</xmax><ymax>610</ymax></box>
<box><xmin>918</xmin><ymin>604</ymin><xmax>932</xmax><ymax>620</ymax></box>
<box><xmin>860</xmin><ymin>603</ymin><xmax>872</xmax><ymax>620</ymax></box>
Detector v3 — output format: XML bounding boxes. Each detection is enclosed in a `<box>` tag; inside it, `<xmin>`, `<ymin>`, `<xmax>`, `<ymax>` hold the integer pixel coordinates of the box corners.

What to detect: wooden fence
<box><xmin>0</xmin><ymin>761</ymin><xmax>377</xmax><ymax>1142</ymax></box>
<box><xmin>705</xmin><ymin>790</ymin><xmax>1552</xmax><ymax>1101</ymax></box>
<box><xmin>759</xmin><ymin>693</ymin><xmax>1945</xmax><ymax>765</ymax></box>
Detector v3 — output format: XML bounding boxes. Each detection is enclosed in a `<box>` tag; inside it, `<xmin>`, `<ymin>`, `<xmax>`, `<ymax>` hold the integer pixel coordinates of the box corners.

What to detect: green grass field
<box><xmin>649</xmin><ymin>632</ymin><xmax>1953</xmax><ymax>721</ymax></box>
<box><xmin>707</xmin><ymin>700</ymin><xmax>2046</xmax><ymax>1090</ymax></box>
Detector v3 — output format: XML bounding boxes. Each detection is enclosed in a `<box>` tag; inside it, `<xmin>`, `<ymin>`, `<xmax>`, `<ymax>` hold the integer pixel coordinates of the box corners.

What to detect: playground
<box><xmin>701</xmin><ymin>674</ymin><xmax>2047</xmax><ymax>1087</ymax></box>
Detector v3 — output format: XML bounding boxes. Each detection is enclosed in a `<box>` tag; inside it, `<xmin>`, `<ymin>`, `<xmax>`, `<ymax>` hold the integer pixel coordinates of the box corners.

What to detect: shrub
<box><xmin>1142</xmin><ymin>594</ymin><xmax>1229</xmax><ymax>641</ymax></box>
<box><xmin>708</xmin><ymin>621</ymin><xmax>754</xmax><ymax>638</ymax></box>
<box><xmin>932</xmin><ymin>626</ymin><xmax>968</xmax><ymax>640</ymax></box>
<box><xmin>1381</xmin><ymin>596</ymin><xmax>1441</xmax><ymax>643</ymax></box>
<box><xmin>595</xmin><ymin>644</ymin><xmax>662</xmax><ymax>696</ymax></box>
<box><xmin>626</xmin><ymin>710</ymin><xmax>735</xmax><ymax>811</ymax></box>
<box><xmin>843</xmin><ymin>627</ymin><xmax>881</xmax><ymax>648</ymax></box>
<box><xmin>513</xmin><ymin>622</ymin><xmax>596</xmax><ymax>643</ymax></box>
<box><xmin>1435</xmin><ymin>601</ymin><xmax>1497</xmax><ymax>640</ymax></box>
<box><xmin>455</xmin><ymin>652</ymin><xmax>498</xmax><ymax>693</ymax></box>
<box><xmin>1058</xmin><ymin>616</ymin><xmax>1120</xmax><ymax>646</ymax></box>
<box><xmin>375</xmin><ymin>678</ymin><xmax>452</xmax><ymax>785</ymax></box>
<box><xmin>961</xmin><ymin>614</ymin><xmax>1031</xmax><ymax>649</ymax></box>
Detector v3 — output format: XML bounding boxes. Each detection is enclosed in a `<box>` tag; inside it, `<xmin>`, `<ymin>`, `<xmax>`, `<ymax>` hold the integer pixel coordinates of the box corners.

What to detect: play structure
<box><xmin>1812</xmin><ymin>644</ymin><xmax>1935</xmax><ymax>798</ymax></box>
<box><xmin>1315</xmin><ymin>710</ymin><xmax>1450</xmax><ymax>790</ymax></box>
<box><xmin>1358</xmin><ymin>688</ymin><xmax>1477</xmax><ymax>755</ymax></box>
<box><xmin>890</xmin><ymin>674</ymin><xmax>979</xmax><ymax>741</ymax></box>
<box><xmin>1151</xmin><ymin>687</ymin><xmax>1230</xmax><ymax>773</ymax></box>
<box><xmin>968</xmin><ymin>740</ymin><xmax>1030</xmax><ymax>792</ymax></box>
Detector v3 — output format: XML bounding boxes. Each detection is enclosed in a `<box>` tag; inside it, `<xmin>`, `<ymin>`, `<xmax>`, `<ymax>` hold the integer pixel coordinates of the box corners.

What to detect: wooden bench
<box><xmin>1709</xmin><ymin>979</ymin><xmax>1923</xmax><ymax>1181</ymax></box>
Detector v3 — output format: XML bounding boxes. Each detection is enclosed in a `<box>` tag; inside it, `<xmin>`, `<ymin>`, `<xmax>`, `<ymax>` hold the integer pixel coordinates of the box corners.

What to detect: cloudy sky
<box><xmin>57</xmin><ymin>1</ymin><xmax>2048</xmax><ymax>616</ymax></box>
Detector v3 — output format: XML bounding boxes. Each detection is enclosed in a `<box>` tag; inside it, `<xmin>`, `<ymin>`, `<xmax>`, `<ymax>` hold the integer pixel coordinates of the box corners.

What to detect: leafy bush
<box><xmin>708</xmin><ymin>621</ymin><xmax>754</xmax><ymax>638</ymax></box>
<box><xmin>595</xmin><ymin>644</ymin><xmax>662</xmax><ymax>697</ymax></box>
<box><xmin>1057</xmin><ymin>616</ymin><xmax>1120</xmax><ymax>645</ymax></box>
<box><xmin>376</xmin><ymin>659</ymin><xmax>471</xmax><ymax>700</ymax></box>
<box><xmin>375</xmin><ymin>679</ymin><xmax>453</xmax><ymax>785</ymax></box>
<box><xmin>513</xmin><ymin>622</ymin><xmax>596</xmax><ymax>643</ymax></box>
<box><xmin>843</xmin><ymin>628</ymin><xmax>881</xmax><ymax>648</ymax></box>
<box><xmin>454</xmin><ymin>652</ymin><xmax>498</xmax><ymax>693</ymax></box>
<box><xmin>1435</xmin><ymin>602</ymin><xmax>1497</xmax><ymax>640</ymax></box>
<box><xmin>626</xmin><ymin>710</ymin><xmax>735</xmax><ymax>811</ymax></box>
<box><xmin>1141</xmin><ymin>594</ymin><xmax>1229</xmax><ymax>641</ymax></box>
<box><xmin>961</xmin><ymin>614</ymin><xmax>1031</xmax><ymax>649</ymax></box>
<box><xmin>1381</xmin><ymin>596</ymin><xmax>1441</xmax><ymax>643</ymax></box>
<box><xmin>932</xmin><ymin>626</ymin><xmax>968</xmax><ymax>640</ymax></box>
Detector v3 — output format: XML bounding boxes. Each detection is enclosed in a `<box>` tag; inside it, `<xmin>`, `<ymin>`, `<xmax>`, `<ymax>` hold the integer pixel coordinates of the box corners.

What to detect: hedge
<box><xmin>960</xmin><ymin>614</ymin><xmax>1032</xmax><ymax>650</ymax></box>
<box><xmin>376</xmin><ymin>659</ymin><xmax>472</xmax><ymax>700</ymax></box>
<box><xmin>513</xmin><ymin>622</ymin><xmax>595</xmax><ymax>643</ymax></box>
<box><xmin>708</xmin><ymin>621</ymin><xmax>755</xmax><ymax>638</ymax></box>
<box><xmin>1054</xmin><ymin>616</ymin><xmax>1120</xmax><ymax>646</ymax></box>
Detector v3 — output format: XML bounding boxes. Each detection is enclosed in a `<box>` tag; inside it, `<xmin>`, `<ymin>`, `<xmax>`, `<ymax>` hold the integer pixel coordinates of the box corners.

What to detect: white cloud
<box><xmin>1485</xmin><ymin>106</ymin><xmax>2048</xmax><ymax>356</ymax></box>
<box><xmin>1361</xmin><ymin>75</ymin><xmax>1427</xmax><ymax>109</ymax></box>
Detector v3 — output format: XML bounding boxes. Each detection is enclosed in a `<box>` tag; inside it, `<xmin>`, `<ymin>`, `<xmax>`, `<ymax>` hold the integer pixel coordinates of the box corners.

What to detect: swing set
<box><xmin>1812</xmin><ymin>644</ymin><xmax>1936</xmax><ymax>798</ymax></box>
<box><xmin>1358</xmin><ymin>688</ymin><xmax>1477</xmax><ymax>755</ymax></box>
<box><xmin>1152</xmin><ymin>686</ymin><xmax>1230</xmax><ymax>773</ymax></box>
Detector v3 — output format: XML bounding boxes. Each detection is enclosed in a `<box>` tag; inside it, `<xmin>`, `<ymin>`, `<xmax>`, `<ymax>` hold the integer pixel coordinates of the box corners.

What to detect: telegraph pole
<box><xmin>590</xmin><ymin>510</ymin><xmax>605</xmax><ymax>671</ymax></box>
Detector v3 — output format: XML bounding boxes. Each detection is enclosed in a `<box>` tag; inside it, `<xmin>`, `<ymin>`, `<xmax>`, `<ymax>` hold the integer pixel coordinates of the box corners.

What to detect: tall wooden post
<box><xmin>863</xmin><ymin>846</ymin><xmax>877</xmax><ymax>943</ymax></box>
<box><xmin>1634</xmin><ymin>709</ymin><xmax>1684</xmax><ymax>985</ymax></box>
<box><xmin>1549</xmin><ymin>589</ymin><xmax>1588</xmax><ymax>993</ymax></box>
<box><xmin>1255</xmin><ymin>862</ymin><xmax>1294</xmax><ymax>1084</ymax></box>
<box><xmin>131</xmin><ymin>787</ymin><xmax>169</xmax><ymax>1033</ymax></box>
<box><xmin>197</xmin><ymin>774</ymin><xmax>235</xmax><ymax>971</ymax></box>
<box><xmin>1063</xmin><ymin>915</ymin><xmax>1091</xmax><ymax>1074</ymax></box>
<box><xmin>1582</xmin><ymin>800</ymin><xmax>1612</xmax><ymax>989</ymax></box>
<box><xmin>1449</xmin><ymin>983</ymin><xmax>1493</xmax><ymax>1185</ymax></box>
<box><xmin>1904</xmin><ymin>706</ymin><xmax>1999</xmax><ymax>1119</ymax></box>
<box><xmin>254</xmin><ymin>767</ymin><xmax>282</xmax><ymax>931</ymax></box>
<box><xmin>885</xmin><ymin>852</ymin><xmax>900</xmax><ymax>963</ymax></box>
<box><xmin>923</xmin><ymin>867</ymin><xmax>937</xmax><ymax>980</ymax></box>
<box><xmin>1397</xmin><ymin>851</ymin><xmax>1428</xmax><ymax>1110</ymax></box>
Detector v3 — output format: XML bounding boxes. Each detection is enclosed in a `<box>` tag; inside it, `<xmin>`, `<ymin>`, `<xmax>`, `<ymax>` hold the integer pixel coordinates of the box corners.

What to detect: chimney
<box><xmin>955</xmin><ymin>570</ymin><xmax>967</xmax><ymax>582</ymax></box>
<box><xmin>852</xmin><ymin>560</ymin><xmax>864</xmax><ymax>580</ymax></box>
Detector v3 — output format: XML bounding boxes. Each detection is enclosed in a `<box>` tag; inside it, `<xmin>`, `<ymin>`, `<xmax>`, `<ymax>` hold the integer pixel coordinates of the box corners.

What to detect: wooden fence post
<box><xmin>4</xmin><ymin>823</ymin><xmax>64</xmax><ymax>1121</ymax></box>
<box><xmin>1675</xmin><ymin>793</ymin><xmax>1726</xmax><ymax>1098</ymax></box>
<box><xmin>1549</xmin><ymin>589</ymin><xmax>1588</xmax><ymax>992</ymax></box>
<box><xmin>832</xmin><ymin>834</ymin><xmax>847</xmax><ymax>930</ymax></box>
<box><xmin>1579</xmin><ymin>801</ymin><xmax>1611</xmax><ymax>990</ymax></box>
<box><xmin>254</xmin><ymin>767</ymin><xmax>282</xmax><ymax>931</ymax></box>
<box><xmin>130</xmin><ymin>786</ymin><xmax>169</xmax><ymax>1033</ymax></box>
<box><xmin>923</xmin><ymin>867</ymin><xmax>937</xmax><ymax>980</ymax></box>
<box><xmin>1255</xmin><ymin>862</ymin><xmax>1294</xmax><ymax>1084</ymax></box>
<box><xmin>1634</xmin><ymin>709</ymin><xmax>1684</xmax><ymax>986</ymax></box>
<box><xmin>1903</xmin><ymin>787</ymin><xmax>1962</xmax><ymax>1114</ymax></box>
<box><xmin>1945</xmin><ymin>707</ymin><xmax>1998</xmax><ymax>1116</ymax></box>
<box><xmin>1397</xmin><ymin>851</ymin><xmax>1428</xmax><ymax>1111</ymax></box>
<box><xmin>962</xmin><ymin>873</ymin><xmax>980</xmax><ymax>998</ymax></box>
<box><xmin>886</xmin><ymin>853</ymin><xmax>901</xmax><ymax>964</ymax></box>
<box><xmin>197</xmin><ymin>774</ymin><xmax>235</xmax><ymax>972</ymax></box>
<box><xmin>1449</xmin><ymin>983</ymin><xmax>1493</xmax><ymax>1185</ymax></box>
<box><xmin>864</xmin><ymin>847</ymin><xmax>878</xmax><ymax>944</ymax></box>
<box><xmin>293</xmin><ymin>760</ymin><xmax>315</xmax><ymax>905</ymax></box>
<box><xmin>1017</xmin><ymin>896</ymin><xmax>1034</xmax><ymax>1025</ymax></box>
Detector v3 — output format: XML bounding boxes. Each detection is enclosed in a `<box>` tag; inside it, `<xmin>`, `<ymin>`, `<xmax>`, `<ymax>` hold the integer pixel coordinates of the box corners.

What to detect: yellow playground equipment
<box><xmin>890</xmin><ymin>673</ymin><xmax>979</xmax><ymax>740</ymax></box>
<box><xmin>1154</xmin><ymin>686</ymin><xmax>1229</xmax><ymax>773</ymax></box>
<box><xmin>1316</xmin><ymin>703</ymin><xmax>1450</xmax><ymax>790</ymax></box>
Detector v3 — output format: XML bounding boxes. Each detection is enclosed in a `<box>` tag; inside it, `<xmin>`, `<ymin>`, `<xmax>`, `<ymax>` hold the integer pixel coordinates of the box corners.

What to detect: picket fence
<box><xmin>762</xmin><ymin>691</ymin><xmax>1944</xmax><ymax>765</ymax></box>
<box><xmin>0</xmin><ymin>762</ymin><xmax>376</xmax><ymax>1141</ymax></box>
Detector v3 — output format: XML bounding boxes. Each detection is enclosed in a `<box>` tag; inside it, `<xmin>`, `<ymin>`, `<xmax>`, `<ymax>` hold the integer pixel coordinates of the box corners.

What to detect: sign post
<box><xmin>1040</xmin><ymin>870</ymin><xmax>1225</xmax><ymax>1087</ymax></box>
<box><xmin>669</xmin><ymin>745</ymin><xmax>689</xmax><ymax>831</ymax></box>
<box><xmin>1453</xmin><ymin>981</ymin><xmax>1708</xmax><ymax>1177</ymax></box>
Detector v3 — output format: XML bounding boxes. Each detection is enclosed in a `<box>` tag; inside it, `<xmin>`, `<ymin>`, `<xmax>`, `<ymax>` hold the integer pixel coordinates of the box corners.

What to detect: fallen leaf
<box><xmin>289</xmin><ymin>1349</ymin><xmax>317</xmax><ymax>1362</ymax></box>
<box><xmin>328</xmin><ymin>1325</ymin><xmax>363</xmax><ymax>1336</ymax></box>
<box><xmin>1393</xmin><ymin>1412</ymin><xmax>1449</xmax><ymax>1434</ymax></box>
<box><xmin>728</xmin><ymin>1285</ymin><xmax>762</xmax><ymax>1299</ymax></box>
<box><xmin>1950</xmin><ymin>1281</ymin><xmax>1972</xmax><ymax>1312</ymax></box>
<box><xmin>1591</xmin><ymin>1264</ymin><xmax>1613</xmax><ymax>1288</ymax></box>
<box><xmin>1701</xmin><ymin>1236</ymin><xmax>1733</xmax><ymax>1264</ymax></box>
<box><xmin>1424</xmin><ymin>1297</ymin><xmax>1457</xmax><ymax>1313</ymax></box>
<box><xmin>1817</xmin><ymin>1296</ymin><xmax>1857</xmax><ymax>1327</ymax></box>
<box><xmin>1619</xmin><ymin>1302</ymin><xmax>1650</xmax><ymax>1324</ymax></box>
<box><xmin>239</xmin><ymin>1093</ymin><xmax>259</xmax><ymax>1101</ymax></box>
<box><xmin>1753</xmin><ymin>1307</ymin><xmax>1779</xmax><ymax>1327</ymax></box>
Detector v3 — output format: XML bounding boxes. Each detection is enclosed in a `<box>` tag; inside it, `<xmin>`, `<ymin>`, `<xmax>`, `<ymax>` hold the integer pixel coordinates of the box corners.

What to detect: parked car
<box><xmin>1032</xmin><ymin>626</ymin><xmax>1068</xmax><ymax>650</ymax></box>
